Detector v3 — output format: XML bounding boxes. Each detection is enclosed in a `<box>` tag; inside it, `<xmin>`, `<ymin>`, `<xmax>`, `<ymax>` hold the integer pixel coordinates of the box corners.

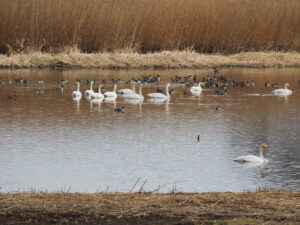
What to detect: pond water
<box><xmin>0</xmin><ymin>68</ymin><xmax>299</xmax><ymax>193</ymax></box>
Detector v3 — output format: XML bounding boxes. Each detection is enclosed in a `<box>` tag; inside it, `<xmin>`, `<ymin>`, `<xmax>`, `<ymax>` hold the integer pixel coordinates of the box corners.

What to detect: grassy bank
<box><xmin>0</xmin><ymin>191</ymin><xmax>299</xmax><ymax>224</ymax></box>
<box><xmin>1</xmin><ymin>50</ymin><xmax>300</xmax><ymax>69</ymax></box>
<box><xmin>0</xmin><ymin>0</ymin><xmax>300</xmax><ymax>54</ymax></box>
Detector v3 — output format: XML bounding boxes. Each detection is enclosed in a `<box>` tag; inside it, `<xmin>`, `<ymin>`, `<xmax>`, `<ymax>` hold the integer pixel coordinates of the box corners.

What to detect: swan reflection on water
<box><xmin>147</xmin><ymin>98</ymin><xmax>170</xmax><ymax>113</ymax></box>
<box><xmin>235</xmin><ymin>161</ymin><xmax>268</xmax><ymax>179</ymax></box>
<box><xmin>72</xmin><ymin>96</ymin><xmax>81</xmax><ymax>112</ymax></box>
<box><xmin>124</xmin><ymin>98</ymin><xmax>143</xmax><ymax>112</ymax></box>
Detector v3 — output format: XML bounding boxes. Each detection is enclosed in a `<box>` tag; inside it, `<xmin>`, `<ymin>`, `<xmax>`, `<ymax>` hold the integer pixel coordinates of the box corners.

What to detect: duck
<box><xmin>123</xmin><ymin>85</ymin><xmax>144</xmax><ymax>100</ymax></box>
<box><xmin>85</xmin><ymin>80</ymin><xmax>95</xmax><ymax>97</ymax></box>
<box><xmin>233</xmin><ymin>143</ymin><xmax>269</xmax><ymax>164</ymax></box>
<box><xmin>90</xmin><ymin>84</ymin><xmax>104</xmax><ymax>99</ymax></box>
<box><xmin>8</xmin><ymin>95</ymin><xmax>17</xmax><ymax>100</ymax></box>
<box><xmin>147</xmin><ymin>83</ymin><xmax>171</xmax><ymax>100</ymax></box>
<box><xmin>272</xmin><ymin>83</ymin><xmax>292</xmax><ymax>95</ymax></box>
<box><xmin>72</xmin><ymin>82</ymin><xmax>82</xmax><ymax>98</ymax></box>
<box><xmin>56</xmin><ymin>84</ymin><xmax>64</xmax><ymax>93</ymax></box>
<box><xmin>190</xmin><ymin>82</ymin><xmax>205</xmax><ymax>92</ymax></box>
<box><xmin>114</xmin><ymin>106</ymin><xmax>125</xmax><ymax>113</ymax></box>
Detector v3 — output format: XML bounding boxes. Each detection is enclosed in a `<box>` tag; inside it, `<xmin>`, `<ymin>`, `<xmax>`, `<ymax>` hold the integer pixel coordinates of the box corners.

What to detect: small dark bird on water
<box><xmin>8</xmin><ymin>95</ymin><xmax>17</xmax><ymax>100</ymax></box>
<box><xmin>197</xmin><ymin>135</ymin><xmax>200</xmax><ymax>142</ymax></box>
<box><xmin>114</xmin><ymin>106</ymin><xmax>125</xmax><ymax>113</ymax></box>
<box><xmin>216</xmin><ymin>105</ymin><xmax>221</xmax><ymax>111</ymax></box>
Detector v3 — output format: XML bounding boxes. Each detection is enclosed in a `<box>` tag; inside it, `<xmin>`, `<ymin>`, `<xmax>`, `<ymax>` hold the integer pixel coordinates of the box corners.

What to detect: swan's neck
<box><xmin>98</xmin><ymin>85</ymin><xmax>102</xmax><ymax>93</ymax></box>
<box><xmin>77</xmin><ymin>83</ymin><xmax>80</xmax><ymax>91</ymax></box>
<box><xmin>259</xmin><ymin>147</ymin><xmax>265</xmax><ymax>160</ymax></box>
<box><xmin>198</xmin><ymin>82</ymin><xmax>201</xmax><ymax>87</ymax></box>
<box><xmin>139</xmin><ymin>86</ymin><xmax>142</xmax><ymax>96</ymax></box>
<box><xmin>113</xmin><ymin>84</ymin><xmax>117</xmax><ymax>92</ymax></box>
<box><xmin>166</xmin><ymin>85</ymin><xmax>170</xmax><ymax>97</ymax></box>
<box><xmin>133</xmin><ymin>84</ymin><xmax>136</xmax><ymax>93</ymax></box>
<box><xmin>285</xmin><ymin>84</ymin><xmax>289</xmax><ymax>89</ymax></box>
<box><xmin>90</xmin><ymin>81</ymin><xmax>93</xmax><ymax>91</ymax></box>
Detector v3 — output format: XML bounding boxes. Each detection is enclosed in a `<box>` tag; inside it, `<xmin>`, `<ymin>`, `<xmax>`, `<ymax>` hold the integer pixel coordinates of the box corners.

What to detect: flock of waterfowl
<box><xmin>0</xmin><ymin>71</ymin><xmax>297</xmax><ymax>170</ymax></box>
<box><xmin>2</xmin><ymin>72</ymin><xmax>294</xmax><ymax>107</ymax></box>
<box><xmin>70</xmin><ymin>74</ymin><xmax>293</xmax><ymax>105</ymax></box>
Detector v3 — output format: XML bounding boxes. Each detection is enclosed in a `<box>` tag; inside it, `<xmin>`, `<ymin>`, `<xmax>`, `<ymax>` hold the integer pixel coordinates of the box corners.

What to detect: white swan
<box><xmin>123</xmin><ymin>85</ymin><xmax>144</xmax><ymax>99</ymax></box>
<box><xmin>90</xmin><ymin>84</ymin><xmax>104</xmax><ymax>99</ymax></box>
<box><xmin>72</xmin><ymin>82</ymin><xmax>82</xmax><ymax>99</ymax></box>
<box><xmin>147</xmin><ymin>83</ymin><xmax>170</xmax><ymax>100</ymax></box>
<box><xmin>85</xmin><ymin>81</ymin><xmax>95</xmax><ymax>97</ymax></box>
<box><xmin>104</xmin><ymin>84</ymin><xmax>118</xmax><ymax>98</ymax></box>
<box><xmin>118</xmin><ymin>84</ymin><xmax>135</xmax><ymax>95</ymax></box>
<box><xmin>233</xmin><ymin>143</ymin><xmax>269</xmax><ymax>164</ymax></box>
<box><xmin>190</xmin><ymin>82</ymin><xmax>205</xmax><ymax>92</ymax></box>
<box><xmin>272</xmin><ymin>83</ymin><xmax>292</xmax><ymax>95</ymax></box>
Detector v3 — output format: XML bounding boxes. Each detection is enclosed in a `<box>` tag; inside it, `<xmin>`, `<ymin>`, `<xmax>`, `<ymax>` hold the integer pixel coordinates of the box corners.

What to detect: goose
<box><xmin>118</xmin><ymin>84</ymin><xmax>135</xmax><ymax>95</ymax></box>
<box><xmin>147</xmin><ymin>83</ymin><xmax>170</xmax><ymax>100</ymax></box>
<box><xmin>123</xmin><ymin>85</ymin><xmax>144</xmax><ymax>99</ymax></box>
<box><xmin>85</xmin><ymin>80</ymin><xmax>95</xmax><ymax>97</ymax></box>
<box><xmin>190</xmin><ymin>82</ymin><xmax>205</xmax><ymax>92</ymax></box>
<box><xmin>272</xmin><ymin>83</ymin><xmax>292</xmax><ymax>95</ymax></box>
<box><xmin>72</xmin><ymin>82</ymin><xmax>82</xmax><ymax>98</ymax></box>
<box><xmin>104</xmin><ymin>84</ymin><xmax>118</xmax><ymax>98</ymax></box>
<box><xmin>90</xmin><ymin>84</ymin><xmax>104</xmax><ymax>99</ymax></box>
<box><xmin>233</xmin><ymin>143</ymin><xmax>269</xmax><ymax>164</ymax></box>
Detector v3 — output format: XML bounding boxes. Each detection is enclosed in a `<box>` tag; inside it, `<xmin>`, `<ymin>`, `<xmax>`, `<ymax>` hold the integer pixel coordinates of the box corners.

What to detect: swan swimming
<box><xmin>147</xmin><ymin>83</ymin><xmax>170</xmax><ymax>100</ymax></box>
<box><xmin>190</xmin><ymin>82</ymin><xmax>205</xmax><ymax>92</ymax></box>
<box><xmin>272</xmin><ymin>83</ymin><xmax>292</xmax><ymax>95</ymax></box>
<box><xmin>123</xmin><ymin>85</ymin><xmax>144</xmax><ymax>99</ymax></box>
<box><xmin>85</xmin><ymin>80</ymin><xmax>95</xmax><ymax>97</ymax></box>
<box><xmin>118</xmin><ymin>84</ymin><xmax>135</xmax><ymax>95</ymax></box>
<box><xmin>233</xmin><ymin>143</ymin><xmax>269</xmax><ymax>164</ymax></box>
<box><xmin>90</xmin><ymin>84</ymin><xmax>104</xmax><ymax>99</ymax></box>
<box><xmin>72</xmin><ymin>82</ymin><xmax>82</xmax><ymax>99</ymax></box>
<box><xmin>104</xmin><ymin>84</ymin><xmax>118</xmax><ymax>98</ymax></box>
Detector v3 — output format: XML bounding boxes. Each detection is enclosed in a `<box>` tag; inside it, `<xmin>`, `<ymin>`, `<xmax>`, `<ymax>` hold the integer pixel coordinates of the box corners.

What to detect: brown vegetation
<box><xmin>0</xmin><ymin>0</ymin><xmax>300</xmax><ymax>54</ymax></box>
<box><xmin>0</xmin><ymin>191</ymin><xmax>299</xmax><ymax>224</ymax></box>
<box><xmin>1</xmin><ymin>50</ymin><xmax>300</xmax><ymax>69</ymax></box>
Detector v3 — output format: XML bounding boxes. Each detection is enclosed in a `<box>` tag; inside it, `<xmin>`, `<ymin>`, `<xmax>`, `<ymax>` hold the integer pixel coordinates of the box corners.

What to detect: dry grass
<box><xmin>0</xmin><ymin>191</ymin><xmax>299</xmax><ymax>224</ymax></box>
<box><xmin>1</xmin><ymin>49</ymin><xmax>300</xmax><ymax>69</ymax></box>
<box><xmin>0</xmin><ymin>0</ymin><xmax>300</xmax><ymax>54</ymax></box>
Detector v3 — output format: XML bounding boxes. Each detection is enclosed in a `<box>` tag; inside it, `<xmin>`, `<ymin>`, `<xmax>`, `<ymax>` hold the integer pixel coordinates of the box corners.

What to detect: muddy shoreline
<box><xmin>0</xmin><ymin>191</ymin><xmax>299</xmax><ymax>225</ymax></box>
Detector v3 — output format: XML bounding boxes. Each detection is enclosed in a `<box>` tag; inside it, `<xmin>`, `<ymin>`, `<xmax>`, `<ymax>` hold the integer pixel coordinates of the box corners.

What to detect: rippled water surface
<box><xmin>0</xmin><ymin>68</ymin><xmax>299</xmax><ymax>193</ymax></box>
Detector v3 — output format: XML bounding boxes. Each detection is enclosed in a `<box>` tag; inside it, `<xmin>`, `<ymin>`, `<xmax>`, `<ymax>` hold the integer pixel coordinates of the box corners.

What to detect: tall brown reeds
<box><xmin>0</xmin><ymin>0</ymin><xmax>299</xmax><ymax>54</ymax></box>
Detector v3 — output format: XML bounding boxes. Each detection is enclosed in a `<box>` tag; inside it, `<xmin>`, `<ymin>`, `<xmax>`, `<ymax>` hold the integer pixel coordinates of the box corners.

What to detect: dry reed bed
<box><xmin>0</xmin><ymin>0</ymin><xmax>300</xmax><ymax>53</ymax></box>
<box><xmin>0</xmin><ymin>191</ymin><xmax>299</xmax><ymax>224</ymax></box>
<box><xmin>1</xmin><ymin>50</ymin><xmax>300</xmax><ymax>69</ymax></box>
